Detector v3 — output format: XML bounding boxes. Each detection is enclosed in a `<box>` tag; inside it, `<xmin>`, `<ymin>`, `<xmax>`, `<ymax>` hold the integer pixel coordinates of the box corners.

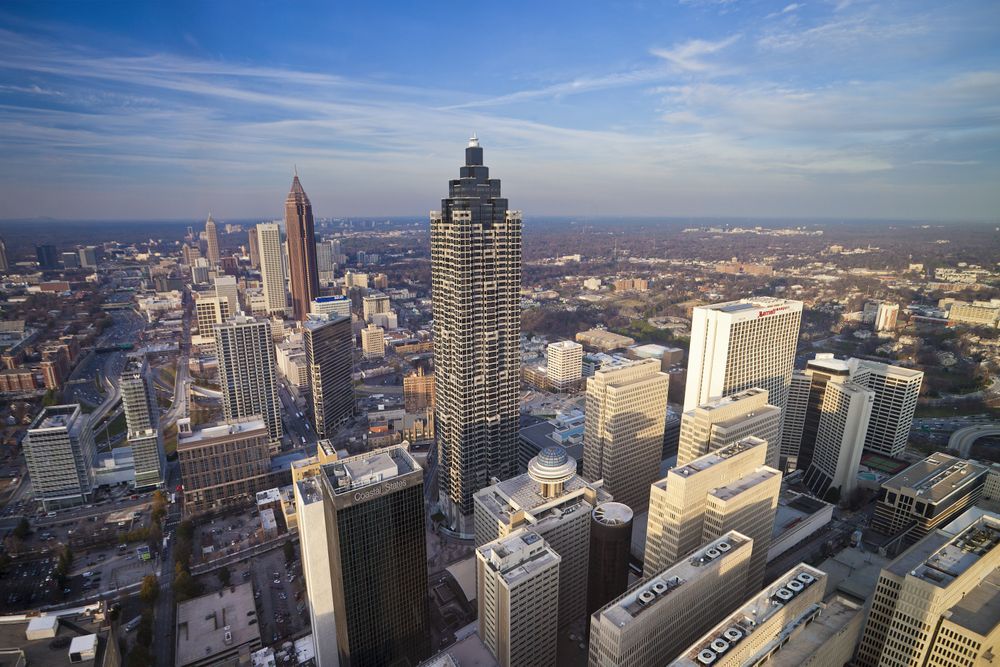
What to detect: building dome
<box><xmin>528</xmin><ymin>445</ymin><xmax>576</xmax><ymax>492</ymax></box>
<box><xmin>538</xmin><ymin>446</ymin><xmax>568</xmax><ymax>468</ymax></box>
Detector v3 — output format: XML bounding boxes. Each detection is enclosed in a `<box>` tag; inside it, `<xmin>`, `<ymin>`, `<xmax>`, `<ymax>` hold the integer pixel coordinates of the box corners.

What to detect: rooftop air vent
<box><xmin>706</xmin><ymin>548</ymin><xmax>721</xmax><ymax>559</ymax></box>
<box><xmin>711</xmin><ymin>639</ymin><xmax>729</xmax><ymax>653</ymax></box>
<box><xmin>786</xmin><ymin>580</ymin><xmax>804</xmax><ymax>592</ymax></box>
<box><xmin>775</xmin><ymin>588</ymin><xmax>794</xmax><ymax>601</ymax></box>
<box><xmin>724</xmin><ymin>628</ymin><xmax>743</xmax><ymax>642</ymax></box>
<box><xmin>797</xmin><ymin>572</ymin><xmax>816</xmax><ymax>584</ymax></box>
<box><xmin>652</xmin><ymin>582</ymin><xmax>668</xmax><ymax>594</ymax></box>
<box><xmin>639</xmin><ymin>591</ymin><xmax>655</xmax><ymax>604</ymax></box>
<box><xmin>717</xmin><ymin>542</ymin><xmax>732</xmax><ymax>552</ymax></box>
<box><xmin>697</xmin><ymin>650</ymin><xmax>717</xmax><ymax>665</ymax></box>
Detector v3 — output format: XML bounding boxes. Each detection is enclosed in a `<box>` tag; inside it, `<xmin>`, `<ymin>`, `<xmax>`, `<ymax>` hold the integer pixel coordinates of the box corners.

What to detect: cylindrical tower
<box><xmin>587</xmin><ymin>501</ymin><xmax>633</xmax><ymax>617</ymax></box>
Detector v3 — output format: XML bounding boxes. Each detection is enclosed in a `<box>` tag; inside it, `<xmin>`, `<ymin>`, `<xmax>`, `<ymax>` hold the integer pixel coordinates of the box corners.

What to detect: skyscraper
<box><xmin>546</xmin><ymin>340</ymin><xmax>584</xmax><ymax>391</ymax></box>
<box><xmin>120</xmin><ymin>356</ymin><xmax>165</xmax><ymax>489</ymax></box>
<box><xmin>683</xmin><ymin>299</ymin><xmax>802</xmax><ymax>422</ymax></box>
<box><xmin>303</xmin><ymin>314</ymin><xmax>354</xmax><ymax>438</ymax></box>
<box><xmin>35</xmin><ymin>244</ymin><xmax>58</xmax><ymax>269</ymax></box>
<box><xmin>23</xmin><ymin>404</ymin><xmax>97</xmax><ymax>510</ymax></box>
<box><xmin>247</xmin><ymin>226</ymin><xmax>260</xmax><ymax>269</ymax></box>
<box><xmin>214</xmin><ymin>274</ymin><xmax>239</xmax><ymax>314</ymax></box>
<box><xmin>853</xmin><ymin>360</ymin><xmax>923</xmax><ymax>457</ymax></box>
<box><xmin>316</xmin><ymin>240</ymin><xmax>334</xmax><ymax>282</ymax></box>
<box><xmin>204</xmin><ymin>213</ymin><xmax>220</xmax><ymax>266</ymax></box>
<box><xmin>676</xmin><ymin>388</ymin><xmax>782</xmax><ymax>468</ymax></box>
<box><xmin>256</xmin><ymin>222</ymin><xmax>288</xmax><ymax>315</ymax></box>
<box><xmin>801</xmin><ymin>380</ymin><xmax>873</xmax><ymax>501</ymax></box>
<box><xmin>0</xmin><ymin>237</ymin><xmax>8</xmax><ymax>273</ymax></box>
<box><xmin>583</xmin><ymin>358</ymin><xmax>668</xmax><ymax>512</ymax></box>
<box><xmin>285</xmin><ymin>173</ymin><xmax>320</xmax><ymax>321</ymax></box>
<box><xmin>294</xmin><ymin>446</ymin><xmax>430</xmax><ymax>667</ymax></box>
<box><xmin>431</xmin><ymin>137</ymin><xmax>522</xmax><ymax>534</ymax></box>
<box><xmin>360</xmin><ymin>323</ymin><xmax>384</xmax><ymax>360</ymax></box>
<box><xmin>477</xmin><ymin>530</ymin><xmax>561</xmax><ymax>667</ymax></box>
<box><xmin>214</xmin><ymin>314</ymin><xmax>283</xmax><ymax>452</ymax></box>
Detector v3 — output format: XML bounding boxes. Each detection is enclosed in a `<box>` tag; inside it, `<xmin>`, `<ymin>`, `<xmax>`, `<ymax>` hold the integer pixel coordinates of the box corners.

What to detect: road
<box><xmin>161</xmin><ymin>306</ymin><xmax>192</xmax><ymax>428</ymax></box>
<box><xmin>277</xmin><ymin>384</ymin><xmax>318</xmax><ymax>450</ymax></box>
<box><xmin>949</xmin><ymin>425</ymin><xmax>1000</xmax><ymax>457</ymax></box>
<box><xmin>154</xmin><ymin>461</ymin><xmax>182</xmax><ymax>667</ymax></box>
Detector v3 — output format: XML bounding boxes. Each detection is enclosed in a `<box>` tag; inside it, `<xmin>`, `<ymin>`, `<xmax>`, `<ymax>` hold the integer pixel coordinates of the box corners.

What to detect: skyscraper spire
<box><xmin>284</xmin><ymin>171</ymin><xmax>319</xmax><ymax>321</ymax></box>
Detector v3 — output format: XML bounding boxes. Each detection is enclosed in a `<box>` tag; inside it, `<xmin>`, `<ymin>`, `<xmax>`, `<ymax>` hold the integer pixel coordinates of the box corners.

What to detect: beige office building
<box><xmin>474</xmin><ymin>446</ymin><xmax>610</xmax><ymax>627</ymax></box>
<box><xmin>676</xmin><ymin>387</ymin><xmax>782</xmax><ymax>468</ymax></box>
<box><xmin>853</xmin><ymin>360</ymin><xmax>923</xmax><ymax>457</ymax></box>
<box><xmin>589</xmin><ymin>532</ymin><xmax>753</xmax><ymax>667</ymax></box>
<box><xmin>256</xmin><ymin>222</ymin><xmax>288</xmax><ymax>316</ymax></box>
<box><xmin>583</xmin><ymin>358</ymin><xmax>668</xmax><ymax>512</ymax></box>
<box><xmin>194</xmin><ymin>294</ymin><xmax>230</xmax><ymax>340</ymax></box>
<box><xmin>361</xmin><ymin>323</ymin><xmax>385</xmax><ymax>360</ymax></box>
<box><xmin>801</xmin><ymin>380</ymin><xmax>873</xmax><ymax>501</ymax></box>
<box><xmin>645</xmin><ymin>436</ymin><xmax>780</xmax><ymax>593</ymax></box>
<box><xmin>546</xmin><ymin>340</ymin><xmax>583</xmax><ymax>391</ymax></box>
<box><xmin>204</xmin><ymin>213</ymin><xmax>220</xmax><ymax>266</ymax></box>
<box><xmin>214</xmin><ymin>274</ymin><xmax>239</xmax><ymax>314</ymax></box>
<box><xmin>948</xmin><ymin>299</ymin><xmax>1000</xmax><ymax>327</ymax></box>
<box><xmin>477</xmin><ymin>530</ymin><xmax>561</xmax><ymax>667</ymax></box>
<box><xmin>856</xmin><ymin>513</ymin><xmax>1000</xmax><ymax>667</ymax></box>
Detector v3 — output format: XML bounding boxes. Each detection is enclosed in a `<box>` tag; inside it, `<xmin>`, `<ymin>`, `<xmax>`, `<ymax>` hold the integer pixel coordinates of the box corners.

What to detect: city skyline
<box><xmin>1</xmin><ymin>1</ymin><xmax>999</xmax><ymax>221</ymax></box>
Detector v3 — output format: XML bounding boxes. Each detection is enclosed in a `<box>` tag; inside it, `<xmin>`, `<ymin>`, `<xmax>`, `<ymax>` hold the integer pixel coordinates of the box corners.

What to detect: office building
<box><xmin>589</xmin><ymin>532</ymin><xmax>753</xmax><ymax>667</ymax></box>
<box><xmin>35</xmin><ymin>243</ymin><xmax>58</xmax><ymax>269</ymax></box>
<box><xmin>316</xmin><ymin>239</ymin><xmax>334</xmax><ymax>281</ymax></box>
<box><xmin>176</xmin><ymin>418</ymin><xmax>271</xmax><ymax>514</ymax></box>
<box><xmin>667</xmin><ymin>565</ymin><xmax>854</xmax><ymax>667</ymax></box>
<box><xmin>23</xmin><ymin>405</ymin><xmax>96</xmax><ymax>510</ymax></box>
<box><xmin>362</xmin><ymin>293</ymin><xmax>390</xmax><ymax>322</ymax></box>
<box><xmin>191</xmin><ymin>259</ymin><xmax>210</xmax><ymax>285</ymax></box>
<box><xmin>645</xmin><ymin>436</ymin><xmax>780</xmax><ymax>593</ymax></box>
<box><xmin>587</xmin><ymin>502</ymin><xmax>633</xmax><ymax>617</ymax></box>
<box><xmin>948</xmin><ymin>299</ymin><xmax>1000</xmax><ymax>327</ymax></box>
<box><xmin>477</xmin><ymin>530</ymin><xmax>560</xmax><ymax>667</ymax></box>
<box><xmin>403</xmin><ymin>367</ymin><xmax>435</xmax><ymax>413</ymax></box>
<box><xmin>873</xmin><ymin>301</ymin><xmax>899</xmax><ymax>331</ymax></box>
<box><xmin>801</xmin><ymin>381</ymin><xmax>873</xmax><ymax>501</ymax></box>
<box><xmin>854</xmin><ymin>360</ymin><xmax>923</xmax><ymax>457</ymax></box>
<box><xmin>311</xmin><ymin>295</ymin><xmax>351</xmax><ymax>318</ymax></box>
<box><xmin>175</xmin><ymin>582</ymin><xmax>261</xmax><ymax>667</ymax></box>
<box><xmin>303</xmin><ymin>314</ymin><xmax>354</xmax><ymax>438</ymax></box>
<box><xmin>546</xmin><ymin>340</ymin><xmax>584</xmax><ymax>391</ymax></box>
<box><xmin>583</xmin><ymin>358</ymin><xmax>668</xmax><ymax>512</ymax></box>
<box><xmin>856</xmin><ymin>513</ymin><xmax>1000</xmax><ymax>667</ymax></box>
<box><xmin>431</xmin><ymin>137</ymin><xmax>522</xmax><ymax>535</ymax></box>
<box><xmin>194</xmin><ymin>294</ymin><xmax>231</xmax><ymax>340</ymax></box>
<box><xmin>871</xmin><ymin>454</ymin><xmax>988</xmax><ymax>544</ymax></box>
<box><xmin>683</xmin><ymin>298</ymin><xmax>802</xmax><ymax>419</ymax></box>
<box><xmin>360</xmin><ymin>323</ymin><xmax>385</xmax><ymax>360</ymax></box>
<box><xmin>285</xmin><ymin>173</ymin><xmax>320</xmax><ymax>321</ymax></box>
<box><xmin>676</xmin><ymin>388</ymin><xmax>782</xmax><ymax>468</ymax></box>
<box><xmin>61</xmin><ymin>251</ymin><xmax>80</xmax><ymax>268</ymax></box>
<box><xmin>256</xmin><ymin>222</ymin><xmax>288</xmax><ymax>316</ymax></box>
<box><xmin>215</xmin><ymin>314</ymin><xmax>283</xmax><ymax>452</ymax></box>
<box><xmin>295</xmin><ymin>446</ymin><xmax>429</xmax><ymax>667</ymax></box>
<box><xmin>0</xmin><ymin>237</ymin><xmax>7</xmax><ymax>273</ymax></box>
<box><xmin>214</xmin><ymin>275</ymin><xmax>239</xmax><ymax>314</ymax></box>
<box><xmin>78</xmin><ymin>245</ymin><xmax>98</xmax><ymax>269</ymax></box>
<box><xmin>474</xmin><ymin>446</ymin><xmax>610</xmax><ymax>627</ymax></box>
<box><xmin>204</xmin><ymin>213</ymin><xmax>220</xmax><ymax>265</ymax></box>
<box><xmin>575</xmin><ymin>328</ymin><xmax>635</xmax><ymax>352</ymax></box>
<box><xmin>247</xmin><ymin>226</ymin><xmax>260</xmax><ymax>269</ymax></box>
<box><xmin>120</xmin><ymin>356</ymin><xmax>165</xmax><ymax>489</ymax></box>
<box><xmin>782</xmin><ymin>356</ymin><xmax>851</xmax><ymax>470</ymax></box>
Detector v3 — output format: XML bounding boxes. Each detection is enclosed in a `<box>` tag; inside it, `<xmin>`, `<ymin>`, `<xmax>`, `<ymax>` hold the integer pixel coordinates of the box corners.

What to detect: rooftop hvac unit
<box><xmin>786</xmin><ymin>580</ymin><xmax>804</xmax><ymax>592</ymax></box>
<box><xmin>652</xmin><ymin>582</ymin><xmax>668</xmax><ymax>594</ymax></box>
<box><xmin>706</xmin><ymin>548</ymin><xmax>721</xmax><ymax>559</ymax></box>
<box><xmin>639</xmin><ymin>591</ymin><xmax>656</xmax><ymax>604</ymax></box>
<box><xmin>797</xmin><ymin>572</ymin><xmax>816</xmax><ymax>584</ymax></box>
<box><xmin>710</xmin><ymin>639</ymin><xmax>730</xmax><ymax>653</ymax></box>
<box><xmin>717</xmin><ymin>541</ymin><xmax>732</xmax><ymax>552</ymax></box>
<box><xmin>775</xmin><ymin>588</ymin><xmax>794</xmax><ymax>601</ymax></box>
<box><xmin>724</xmin><ymin>628</ymin><xmax>743</xmax><ymax>642</ymax></box>
<box><xmin>697</xmin><ymin>650</ymin><xmax>717</xmax><ymax>665</ymax></box>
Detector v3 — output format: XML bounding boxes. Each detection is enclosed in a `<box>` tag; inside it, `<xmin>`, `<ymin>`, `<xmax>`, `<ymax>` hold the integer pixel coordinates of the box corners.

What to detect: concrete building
<box><xmin>316</xmin><ymin>239</ymin><xmax>334</xmax><ymax>282</ymax></box>
<box><xmin>676</xmin><ymin>388</ymin><xmax>782</xmax><ymax>469</ymax></box>
<box><xmin>247</xmin><ymin>226</ymin><xmax>260</xmax><ymax>269</ymax></box>
<box><xmin>176</xmin><ymin>418</ymin><xmax>271</xmax><ymax>514</ymax></box>
<box><xmin>362</xmin><ymin>293</ymin><xmax>390</xmax><ymax>322</ymax></box>
<box><xmin>403</xmin><ymin>368</ymin><xmax>435</xmax><ymax>413</ymax></box>
<box><xmin>589</xmin><ymin>532</ymin><xmax>753</xmax><ymax>667</ymax></box>
<box><xmin>645</xmin><ymin>436</ymin><xmax>780</xmax><ymax>594</ymax></box>
<box><xmin>119</xmin><ymin>356</ymin><xmax>165</xmax><ymax>489</ymax></box>
<box><xmin>546</xmin><ymin>340</ymin><xmax>583</xmax><ymax>391</ymax></box>
<box><xmin>856</xmin><ymin>513</ymin><xmax>1000</xmax><ymax>667</ymax></box>
<box><xmin>477</xmin><ymin>530</ymin><xmax>561</xmax><ymax>667</ymax></box>
<box><xmin>948</xmin><ymin>299</ymin><xmax>1000</xmax><ymax>327</ymax></box>
<box><xmin>256</xmin><ymin>222</ymin><xmax>288</xmax><ymax>316</ymax></box>
<box><xmin>294</xmin><ymin>446</ymin><xmax>429</xmax><ymax>667</ymax></box>
<box><xmin>871</xmin><ymin>454</ymin><xmax>988</xmax><ymax>545</ymax></box>
<box><xmin>854</xmin><ymin>360</ymin><xmax>923</xmax><ymax>457</ymax></box>
<box><xmin>474</xmin><ymin>446</ymin><xmax>611</xmax><ymax>628</ymax></box>
<box><xmin>285</xmin><ymin>174</ymin><xmax>320</xmax><ymax>321</ymax></box>
<box><xmin>583</xmin><ymin>358</ymin><xmax>668</xmax><ymax>512</ymax></box>
<box><xmin>431</xmin><ymin>137</ymin><xmax>522</xmax><ymax>535</ymax></box>
<box><xmin>214</xmin><ymin>274</ymin><xmax>240</xmax><ymax>314</ymax></box>
<box><xmin>587</xmin><ymin>502</ymin><xmax>634</xmax><ymax>617</ymax></box>
<box><xmin>194</xmin><ymin>295</ymin><xmax>230</xmax><ymax>340</ymax></box>
<box><xmin>215</xmin><ymin>314</ymin><xmax>283</xmax><ymax>452</ymax></box>
<box><xmin>23</xmin><ymin>404</ymin><xmax>96</xmax><ymax>510</ymax></box>
<box><xmin>175</xmin><ymin>582</ymin><xmax>261</xmax><ymax>666</ymax></box>
<box><xmin>204</xmin><ymin>213</ymin><xmax>220</xmax><ymax>266</ymax></box>
<box><xmin>303</xmin><ymin>314</ymin><xmax>354</xmax><ymax>438</ymax></box>
<box><xmin>800</xmin><ymin>379</ymin><xmax>873</xmax><ymax>501</ymax></box>
<box><xmin>310</xmin><ymin>295</ymin><xmax>352</xmax><ymax>319</ymax></box>
<box><xmin>575</xmin><ymin>328</ymin><xmax>635</xmax><ymax>352</ymax></box>
<box><xmin>360</xmin><ymin>322</ymin><xmax>385</xmax><ymax>360</ymax></box>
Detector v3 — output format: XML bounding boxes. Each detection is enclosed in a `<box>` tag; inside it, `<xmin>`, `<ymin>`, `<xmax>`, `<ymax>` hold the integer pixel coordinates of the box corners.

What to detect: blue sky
<box><xmin>0</xmin><ymin>0</ymin><xmax>998</xmax><ymax>220</ymax></box>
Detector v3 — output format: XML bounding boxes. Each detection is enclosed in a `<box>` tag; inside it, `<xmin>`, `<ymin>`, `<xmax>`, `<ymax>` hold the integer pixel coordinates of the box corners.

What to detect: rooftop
<box><xmin>30</xmin><ymin>404</ymin><xmax>81</xmax><ymax>431</ymax></box>
<box><xmin>761</xmin><ymin>596</ymin><xmax>864</xmax><ymax>666</ymax></box>
<box><xmin>701</xmin><ymin>298</ymin><xmax>802</xmax><ymax>318</ymax></box>
<box><xmin>475</xmin><ymin>463</ymin><xmax>609</xmax><ymax>526</ymax></box>
<box><xmin>945</xmin><ymin>569</ymin><xmax>1000</xmax><ymax>636</ymax></box>
<box><xmin>177</xmin><ymin>418</ymin><xmax>268</xmax><ymax>447</ymax></box>
<box><xmin>710</xmin><ymin>467</ymin><xmax>780</xmax><ymax>502</ymax></box>
<box><xmin>697</xmin><ymin>388</ymin><xmax>769</xmax><ymax>412</ymax></box>
<box><xmin>324</xmin><ymin>445</ymin><xmax>419</xmax><ymax>495</ymax></box>
<box><xmin>478</xmin><ymin>531</ymin><xmax>560</xmax><ymax>587</ymax></box>
<box><xmin>911</xmin><ymin>517</ymin><xmax>1000</xmax><ymax>588</ymax></box>
<box><xmin>0</xmin><ymin>609</ymin><xmax>109</xmax><ymax>666</ymax></box>
<box><xmin>175</xmin><ymin>582</ymin><xmax>260</xmax><ymax>666</ymax></box>
<box><xmin>671</xmin><ymin>436</ymin><xmax>766</xmax><ymax>479</ymax></box>
<box><xmin>882</xmin><ymin>454</ymin><xmax>988</xmax><ymax>502</ymax></box>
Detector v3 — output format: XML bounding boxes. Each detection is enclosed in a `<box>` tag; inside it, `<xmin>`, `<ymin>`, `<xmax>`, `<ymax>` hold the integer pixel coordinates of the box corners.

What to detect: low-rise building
<box><xmin>175</xmin><ymin>582</ymin><xmax>261</xmax><ymax>667</ymax></box>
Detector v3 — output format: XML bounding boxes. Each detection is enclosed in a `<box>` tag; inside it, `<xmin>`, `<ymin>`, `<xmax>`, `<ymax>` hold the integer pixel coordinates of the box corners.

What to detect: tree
<box><xmin>135</xmin><ymin>610</ymin><xmax>154</xmax><ymax>648</ymax></box>
<box><xmin>218</xmin><ymin>565</ymin><xmax>231</xmax><ymax>587</ymax></box>
<box><xmin>150</xmin><ymin>491</ymin><xmax>167</xmax><ymax>523</ymax></box>
<box><xmin>283</xmin><ymin>540</ymin><xmax>295</xmax><ymax>565</ymax></box>
<box><xmin>13</xmin><ymin>517</ymin><xmax>30</xmax><ymax>540</ymax></box>
<box><xmin>139</xmin><ymin>575</ymin><xmax>159</xmax><ymax>605</ymax></box>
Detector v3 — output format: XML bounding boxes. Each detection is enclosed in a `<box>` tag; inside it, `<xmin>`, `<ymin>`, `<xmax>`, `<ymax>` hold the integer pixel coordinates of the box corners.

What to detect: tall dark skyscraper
<box><xmin>35</xmin><ymin>244</ymin><xmax>58</xmax><ymax>269</ymax></box>
<box><xmin>204</xmin><ymin>213</ymin><xmax>220</xmax><ymax>266</ymax></box>
<box><xmin>303</xmin><ymin>314</ymin><xmax>354</xmax><ymax>438</ymax></box>
<box><xmin>431</xmin><ymin>137</ymin><xmax>522</xmax><ymax>535</ymax></box>
<box><xmin>285</xmin><ymin>172</ymin><xmax>320</xmax><ymax>321</ymax></box>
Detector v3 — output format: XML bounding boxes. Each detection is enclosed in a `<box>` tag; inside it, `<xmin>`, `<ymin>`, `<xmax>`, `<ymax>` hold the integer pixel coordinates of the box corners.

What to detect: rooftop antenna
<box><xmin>294</xmin><ymin>164</ymin><xmax>299</xmax><ymax>178</ymax></box>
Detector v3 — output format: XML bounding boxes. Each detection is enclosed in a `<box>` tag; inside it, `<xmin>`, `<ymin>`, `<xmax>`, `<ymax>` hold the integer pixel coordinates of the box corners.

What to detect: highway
<box><xmin>949</xmin><ymin>424</ymin><xmax>1000</xmax><ymax>457</ymax></box>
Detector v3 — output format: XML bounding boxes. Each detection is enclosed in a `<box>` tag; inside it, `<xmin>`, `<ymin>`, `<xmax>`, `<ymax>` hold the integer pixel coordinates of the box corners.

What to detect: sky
<box><xmin>0</xmin><ymin>1</ymin><xmax>998</xmax><ymax>221</ymax></box>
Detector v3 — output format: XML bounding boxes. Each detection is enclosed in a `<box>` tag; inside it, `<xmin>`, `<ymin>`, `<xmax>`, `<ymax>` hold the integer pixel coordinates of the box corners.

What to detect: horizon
<box><xmin>1</xmin><ymin>2</ymin><xmax>999</xmax><ymax>220</ymax></box>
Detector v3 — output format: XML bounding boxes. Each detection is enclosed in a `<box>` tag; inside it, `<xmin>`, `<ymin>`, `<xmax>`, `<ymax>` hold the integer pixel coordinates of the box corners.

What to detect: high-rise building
<box><xmin>35</xmin><ymin>244</ymin><xmax>58</xmax><ymax>269</ymax></box>
<box><xmin>256</xmin><ymin>222</ymin><xmax>288</xmax><ymax>316</ymax></box>
<box><xmin>683</xmin><ymin>299</ymin><xmax>802</xmax><ymax>423</ymax></box>
<box><xmin>78</xmin><ymin>245</ymin><xmax>99</xmax><ymax>269</ymax></box>
<box><xmin>23</xmin><ymin>405</ymin><xmax>96</xmax><ymax>510</ymax></box>
<box><xmin>546</xmin><ymin>340</ymin><xmax>584</xmax><ymax>391</ymax></box>
<box><xmin>856</xmin><ymin>513</ymin><xmax>1000</xmax><ymax>667</ymax></box>
<box><xmin>474</xmin><ymin>446</ymin><xmax>611</xmax><ymax>628</ymax></box>
<box><xmin>214</xmin><ymin>275</ymin><xmax>240</xmax><ymax>314</ymax></box>
<box><xmin>871</xmin><ymin>453</ymin><xmax>988</xmax><ymax>545</ymax></box>
<box><xmin>61</xmin><ymin>251</ymin><xmax>80</xmax><ymax>269</ymax></box>
<box><xmin>875</xmin><ymin>302</ymin><xmax>899</xmax><ymax>331</ymax></box>
<box><xmin>801</xmin><ymin>381</ymin><xmax>873</xmax><ymax>501</ymax></box>
<box><xmin>316</xmin><ymin>240</ymin><xmax>334</xmax><ymax>282</ymax></box>
<box><xmin>431</xmin><ymin>137</ymin><xmax>522</xmax><ymax>535</ymax></box>
<box><xmin>477</xmin><ymin>530</ymin><xmax>560</xmax><ymax>667</ymax></box>
<box><xmin>676</xmin><ymin>388</ymin><xmax>782</xmax><ymax>468</ymax></box>
<box><xmin>310</xmin><ymin>295</ymin><xmax>351</xmax><ymax>318</ymax></box>
<box><xmin>0</xmin><ymin>237</ymin><xmax>8</xmax><ymax>273</ymax></box>
<box><xmin>667</xmin><ymin>565</ymin><xmax>851</xmax><ymax>667</ymax></box>
<box><xmin>214</xmin><ymin>314</ymin><xmax>283</xmax><ymax>452</ymax></box>
<box><xmin>360</xmin><ymin>323</ymin><xmax>384</xmax><ymax>360</ymax></box>
<box><xmin>181</xmin><ymin>243</ymin><xmax>201</xmax><ymax>266</ymax></box>
<box><xmin>362</xmin><ymin>293</ymin><xmax>390</xmax><ymax>322</ymax></box>
<box><xmin>583</xmin><ymin>358</ymin><xmax>668</xmax><ymax>512</ymax></box>
<box><xmin>295</xmin><ymin>446</ymin><xmax>429</xmax><ymax>667</ymax></box>
<box><xmin>403</xmin><ymin>367</ymin><xmax>435</xmax><ymax>413</ymax></box>
<box><xmin>589</xmin><ymin>532</ymin><xmax>753</xmax><ymax>667</ymax></box>
<box><xmin>303</xmin><ymin>314</ymin><xmax>354</xmax><ymax>438</ymax></box>
<box><xmin>194</xmin><ymin>294</ymin><xmax>231</xmax><ymax>340</ymax></box>
<box><xmin>645</xmin><ymin>436</ymin><xmax>780</xmax><ymax>593</ymax></box>
<box><xmin>285</xmin><ymin>174</ymin><xmax>320</xmax><ymax>321</ymax></box>
<box><xmin>247</xmin><ymin>226</ymin><xmax>260</xmax><ymax>269</ymax></box>
<box><xmin>204</xmin><ymin>213</ymin><xmax>220</xmax><ymax>266</ymax></box>
<box><xmin>177</xmin><ymin>417</ymin><xmax>271</xmax><ymax>514</ymax></box>
<box><xmin>587</xmin><ymin>502</ymin><xmax>633</xmax><ymax>618</ymax></box>
<box><xmin>120</xmin><ymin>356</ymin><xmax>165</xmax><ymax>489</ymax></box>
<box><xmin>853</xmin><ymin>360</ymin><xmax>923</xmax><ymax>457</ymax></box>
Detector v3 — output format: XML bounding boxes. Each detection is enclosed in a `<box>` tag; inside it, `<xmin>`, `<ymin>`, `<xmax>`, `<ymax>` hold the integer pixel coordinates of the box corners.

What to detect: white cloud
<box><xmin>650</xmin><ymin>35</ymin><xmax>741</xmax><ymax>73</ymax></box>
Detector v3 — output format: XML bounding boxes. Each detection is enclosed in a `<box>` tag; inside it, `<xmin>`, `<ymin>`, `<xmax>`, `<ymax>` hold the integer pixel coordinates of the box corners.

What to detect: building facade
<box><xmin>801</xmin><ymin>380</ymin><xmax>873</xmax><ymax>501</ymax></box>
<box><xmin>303</xmin><ymin>314</ymin><xmax>354</xmax><ymax>438</ymax></box>
<box><xmin>119</xmin><ymin>356</ymin><xmax>165</xmax><ymax>489</ymax></box>
<box><xmin>360</xmin><ymin>323</ymin><xmax>385</xmax><ymax>360</ymax></box>
<box><xmin>23</xmin><ymin>405</ymin><xmax>97</xmax><ymax>510</ymax></box>
<box><xmin>676</xmin><ymin>388</ymin><xmax>782</xmax><ymax>468</ymax></box>
<box><xmin>176</xmin><ymin>418</ymin><xmax>271</xmax><ymax>514</ymax></box>
<box><xmin>546</xmin><ymin>340</ymin><xmax>584</xmax><ymax>391</ymax></box>
<box><xmin>204</xmin><ymin>214</ymin><xmax>220</xmax><ymax>266</ymax></box>
<box><xmin>256</xmin><ymin>222</ymin><xmax>288</xmax><ymax>316</ymax></box>
<box><xmin>284</xmin><ymin>174</ymin><xmax>320</xmax><ymax>321</ymax></box>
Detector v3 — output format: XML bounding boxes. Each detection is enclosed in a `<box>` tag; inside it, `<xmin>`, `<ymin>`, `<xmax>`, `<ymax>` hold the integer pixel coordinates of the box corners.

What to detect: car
<box><xmin>63</xmin><ymin>588</ymin><xmax>71</xmax><ymax>594</ymax></box>
<box><xmin>46</xmin><ymin>511</ymin><xmax>56</xmax><ymax>518</ymax></box>
<box><xmin>83</xmin><ymin>571</ymin><xmax>94</xmax><ymax>577</ymax></box>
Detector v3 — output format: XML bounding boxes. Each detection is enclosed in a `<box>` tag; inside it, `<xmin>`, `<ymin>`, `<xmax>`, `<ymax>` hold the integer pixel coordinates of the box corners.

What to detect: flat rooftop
<box><xmin>670</xmin><ymin>437</ymin><xmax>766</xmax><ymax>479</ymax></box>
<box><xmin>946</xmin><ymin>569</ymin><xmax>1000</xmax><ymax>636</ymax></box>
<box><xmin>325</xmin><ymin>446</ymin><xmax>419</xmax><ymax>495</ymax></box>
<box><xmin>710</xmin><ymin>467</ymin><xmax>779</xmax><ymax>502</ymax></box>
<box><xmin>911</xmin><ymin>517</ymin><xmax>1000</xmax><ymax>588</ymax></box>
<box><xmin>765</xmin><ymin>596</ymin><xmax>864</xmax><ymax>666</ymax></box>
<box><xmin>476</xmin><ymin>467</ymin><xmax>609</xmax><ymax>524</ymax></box>
<box><xmin>697</xmin><ymin>388</ymin><xmax>769</xmax><ymax>412</ymax></box>
<box><xmin>177</xmin><ymin>418</ymin><xmax>267</xmax><ymax>446</ymax></box>
<box><xmin>882</xmin><ymin>454</ymin><xmax>988</xmax><ymax>502</ymax></box>
<box><xmin>478</xmin><ymin>531</ymin><xmax>560</xmax><ymax>587</ymax></box>
<box><xmin>703</xmin><ymin>298</ymin><xmax>801</xmax><ymax>316</ymax></box>
<box><xmin>30</xmin><ymin>404</ymin><xmax>80</xmax><ymax>430</ymax></box>
<box><xmin>175</xmin><ymin>582</ymin><xmax>260</xmax><ymax>666</ymax></box>
<box><xmin>0</xmin><ymin>611</ymin><xmax>107</xmax><ymax>666</ymax></box>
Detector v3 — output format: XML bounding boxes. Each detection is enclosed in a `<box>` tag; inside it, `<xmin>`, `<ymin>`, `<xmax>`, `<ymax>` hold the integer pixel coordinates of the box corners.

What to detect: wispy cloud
<box><xmin>650</xmin><ymin>35</ymin><xmax>741</xmax><ymax>73</ymax></box>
